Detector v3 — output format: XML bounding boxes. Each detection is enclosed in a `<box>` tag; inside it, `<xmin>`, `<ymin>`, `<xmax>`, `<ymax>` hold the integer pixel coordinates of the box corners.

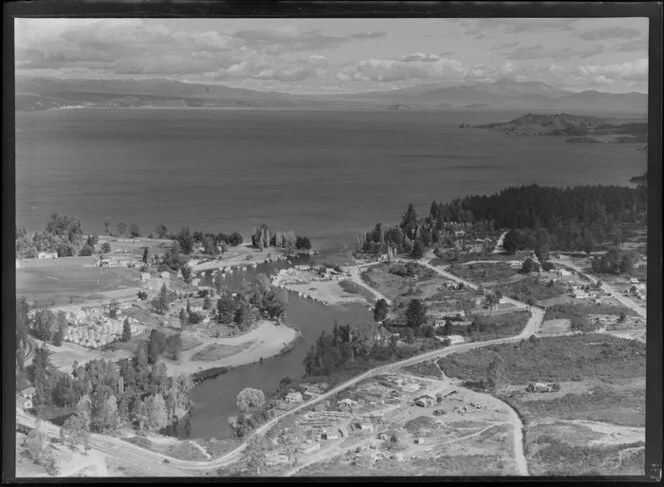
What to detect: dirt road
<box><xmin>345</xmin><ymin>264</ymin><xmax>393</xmax><ymax>306</ymax></box>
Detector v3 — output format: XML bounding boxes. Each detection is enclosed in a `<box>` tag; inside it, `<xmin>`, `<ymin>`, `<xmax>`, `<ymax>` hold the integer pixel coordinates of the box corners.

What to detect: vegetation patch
<box><xmin>163</xmin><ymin>440</ymin><xmax>209</xmax><ymax>461</ymax></box>
<box><xmin>360</xmin><ymin>263</ymin><xmax>440</xmax><ymax>302</ymax></box>
<box><xmin>447</xmin><ymin>262</ymin><xmax>518</xmax><ymax>283</ymax></box>
<box><xmin>191</xmin><ymin>341</ymin><xmax>254</xmax><ymax>362</ymax></box>
<box><xmin>338</xmin><ymin>279</ymin><xmax>376</xmax><ymax>303</ymax></box>
<box><xmin>527</xmin><ymin>435</ymin><xmax>645</xmax><ymax>476</ymax></box>
<box><xmin>545</xmin><ymin>303</ymin><xmax>637</xmax><ymax>332</ymax></box>
<box><xmin>123</xmin><ymin>436</ymin><xmax>154</xmax><ymax>450</ymax></box>
<box><xmin>404</xmin><ymin>415</ymin><xmax>437</xmax><ymax>434</ymax></box>
<box><xmin>402</xmin><ymin>361</ymin><xmax>443</xmax><ymax>379</ymax></box>
<box><xmin>438</xmin><ymin>334</ymin><xmax>645</xmax><ymax>386</ymax></box>
<box><xmin>493</xmin><ymin>276</ymin><xmax>566</xmax><ymax>303</ymax></box>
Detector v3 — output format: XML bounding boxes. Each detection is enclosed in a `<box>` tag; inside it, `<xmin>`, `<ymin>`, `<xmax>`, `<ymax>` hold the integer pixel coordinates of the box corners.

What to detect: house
<box><xmin>414</xmin><ymin>395</ymin><xmax>435</xmax><ymax>408</ymax></box>
<box><xmin>301</xmin><ymin>443</ymin><xmax>321</xmax><ymax>454</ymax></box>
<box><xmin>160</xmin><ymin>271</ymin><xmax>171</xmax><ymax>280</ymax></box>
<box><xmin>337</xmin><ymin>398</ymin><xmax>358</xmax><ymax>410</ymax></box>
<box><xmin>508</xmin><ymin>260</ymin><xmax>522</xmax><ymax>270</ymax></box>
<box><xmin>572</xmin><ymin>289</ymin><xmax>589</xmax><ymax>299</ymax></box>
<box><xmin>265</xmin><ymin>453</ymin><xmax>289</xmax><ymax>466</ymax></box>
<box><xmin>37</xmin><ymin>251</ymin><xmax>58</xmax><ymax>260</ymax></box>
<box><xmin>353</xmin><ymin>421</ymin><xmax>374</xmax><ymax>432</ymax></box>
<box><xmin>17</xmin><ymin>387</ymin><xmax>36</xmax><ymax>410</ymax></box>
<box><xmin>414</xmin><ymin>437</ymin><xmax>425</xmax><ymax>444</ymax></box>
<box><xmin>454</xmin><ymin>230</ymin><xmax>465</xmax><ymax>238</ymax></box>
<box><xmin>402</xmin><ymin>382</ymin><xmax>420</xmax><ymax>393</ymax></box>
<box><xmin>100</xmin><ymin>257</ymin><xmax>112</xmax><ymax>267</ymax></box>
<box><xmin>629</xmin><ymin>278</ymin><xmax>640</xmax><ymax>284</ymax></box>
<box><xmin>320</xmin><ymin>431</ymin><xmax>339</xmax><ymax>440</ymax></box>
<box><xmin>285</xmin><ymin>391</ymin><xmax>303</xmax><ymax>404</ymax></box>
<box><xmin>557</xmin><ymin>269</ymin><xmax>572</xmax><ymax>277</ymax></box>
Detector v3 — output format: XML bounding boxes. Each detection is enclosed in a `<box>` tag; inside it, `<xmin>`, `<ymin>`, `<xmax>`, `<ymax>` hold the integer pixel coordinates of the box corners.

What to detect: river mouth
<box><xmin>170</xmin><ymin>254</ymin><xmax>373</xmax><ymax>440</ymax></box>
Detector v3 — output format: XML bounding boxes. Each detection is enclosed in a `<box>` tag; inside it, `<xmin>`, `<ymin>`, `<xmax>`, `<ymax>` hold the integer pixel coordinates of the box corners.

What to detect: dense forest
<box><xmin>358</xmin><ymin>184</ymin><xmax>647</xmax><ymax>256</ymax></box>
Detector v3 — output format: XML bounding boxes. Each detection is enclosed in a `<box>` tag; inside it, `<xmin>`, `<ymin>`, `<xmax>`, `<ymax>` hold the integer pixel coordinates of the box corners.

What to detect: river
<box><xmin>173</xmin><ymin>255</ymin><xmax>373</xmax><ymax>440</ymax></box>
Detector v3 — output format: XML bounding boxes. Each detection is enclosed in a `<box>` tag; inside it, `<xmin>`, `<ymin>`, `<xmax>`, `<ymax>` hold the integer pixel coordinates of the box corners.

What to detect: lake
<box><xmin>16</xmin><ymin>108</ymin><xmax>646</xmax><ymax>259</ymax></box>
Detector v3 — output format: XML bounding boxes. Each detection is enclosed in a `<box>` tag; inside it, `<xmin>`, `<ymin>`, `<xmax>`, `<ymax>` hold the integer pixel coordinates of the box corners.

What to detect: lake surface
<box><xmin>15</xmin><ymin>107</ymin><xmax>646</xmax><ymax>439</ymax></box>
<box><xmin>16</xmin><ymin>108</ymin><xmax>646</xmax><ymax>258</ymax></box>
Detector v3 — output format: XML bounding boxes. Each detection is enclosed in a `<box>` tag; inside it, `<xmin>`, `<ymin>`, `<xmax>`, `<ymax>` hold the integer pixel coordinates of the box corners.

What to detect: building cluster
<box><xmin>37</xmin><ymin>251</ymin><xmax>59</xmax><ymax>260</ymax></box>
<box><xmin>60</xmin><ymin>306</ymin><xmax>144</xmax><ymax>349</ymax></box>
<box><xmin>95</xmin><ymin>255</ymin><xmax>140</xmax><ymax>268</ymax></box>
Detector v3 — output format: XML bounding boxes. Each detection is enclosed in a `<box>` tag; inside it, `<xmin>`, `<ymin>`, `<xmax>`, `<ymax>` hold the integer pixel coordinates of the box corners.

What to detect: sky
<box><xmin>14</xmin><ymin>17</ymin><xmax>649</xmax><ymax>94</ymax></box>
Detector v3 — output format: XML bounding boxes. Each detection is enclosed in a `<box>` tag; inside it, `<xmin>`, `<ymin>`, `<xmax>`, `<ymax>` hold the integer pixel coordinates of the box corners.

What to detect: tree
<box><xmin>443</xmin><ymin>320</ymin><xmax>453</xmax><ymax>336</ymax></box>
<box><xmin>400</xmin><ymin>203</ymin><xmax>419</xmax><ymax>241</ymax></box>
<box><xmin>146</xmin><ymin>393</ymin><xmax>169</xmax><ymax>431</ymax></box>
<box><xmin>122</xmin><ymin>318</ymin><xmax>131</xmax><ymax>342</ymax></box>
<box><xmin>405</xmin><ymin>299</ymin><xmax>427</xmax><ymax>328</ymax></box>
<box><xmin>32</xmin><ymin>309</ymin><xmax>56</xmax><ymax>342</ymax></box>
<box><xmin>103</xmin><ymin>217</ymin><xmax>111</xmax><ymax>235</ymax></box>
<box><xmin>483</xmin><ymin>292</ymin><xmax>501</xmax><ymax>313</ymax></box>
<box><xmin>236</xmin><ymin>388</ymin><xmax>265</xmax><ymax>414</ymax></box>
<box><xmin>53</xmin><ymin>328</ymin><xmax>63</xmax><ymax>347</ymax></box>
<box><xmin>16</xmin><ymin>297</ymin><xmax>30</xmax><ymax>349</ymax></box>
<box><xmin>108</xmin><ymin>299</ymin><xmax>120</xmax><ymax>319</ymax></box>
<box><xmin>135</xmin><ymin>341</ymin><xmax>148</xmax><ymax>369</ymax></box>
<box><xmin>217</xmin><ymin>293</ymin><xmax>237</xmax><ymax>325</ymax></box>
<box><xmin>176</xmin><ymin>227</ymin><xmax>195</xmax><ymax>255</ymax></box>
<box><xmin>411</xmin><ymin>239</ymin><xmax>425</xmax><ymax>259</ymax></box>
<box><xmin>521</xmin><ymin>258</ymin><xmax>539</xmax><ymax>274</ymax></box>
<box><xmin>142</xmin><ymin>247</ymin><xmax>149</xmax><ymax>264</ymax></box>
<box><xmin>155</xmin><ymin>224</ymin><xmax>168</xmax><ymax>239</ymax></box>
<box><xmin>78</xmin><ymin>244</ymin><xmax>94</xmax><ymax>256</ymax></box>
<box><xmin>502</xmin><ymin>230</ymin><xmax>518</xmax><ymax>255</ymax></box>
<box><xmin>152</xmin><ymin>284</ymin><xmax>172</xmax><ymax>315</ymax></box>
<box><xmin>100</xmin><ymin>242</ymin><xmax>112</xmax><ymax>254</ymax></box>
<box><xmin>486</xmin><ymin>354</ymin><xmax>506</xmax><ymax>390</ymax></box>
<box><xmin>181</xmin><ymin>264</ymin><xmax>192</xmax><ymax>283</ymax></box>
<box><xmin>373</xmin><ymin>299</ymin><xmax>388</xmax><ymax>322</ymax></box>
<box><xmin>129</xmin><ymin>223</ymin><xmax>141</xmax><ymax>238</ymax></box>
<box><xmin>203</xmin><ymin>296</ymin><xmax>212</xmax><ymax>310</ymax></box>
<box><xmin>24</xmin><ymin>423</ymin><xmax>48</xmax><ymax>462</ymax></box>
<box><xmin>117</xmin><ymin>221</ymin><xmax>128</xmax><ymax>237</ymax></box>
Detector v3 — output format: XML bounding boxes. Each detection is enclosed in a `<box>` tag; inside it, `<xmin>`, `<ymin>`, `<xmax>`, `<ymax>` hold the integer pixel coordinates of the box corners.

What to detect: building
<box><xmin>265</xmin><ymin>453</ymin><xmax>289</xmax><ymax>466</ymax></box>
<box><xmin>37</xmin><ymin>251</ymin><xmax>58</xmax><ymax>260</ymax></box>
<box><xmin>508</xmin><ymin>260</ymin><xmax>522</xmax><ymax>270</ymax></box>
<box><xmin>402</xmin><ymin>382</ymin><xmax>420</xmax><ymax>393</ymax></box>
<box><xmin>17</xmin><ymin>387</ymin><xmax>36</xmax><ymax>410</ymax></box>
<box><xmin>629</xmin><ymin>278</ymin><xmax>640</xmax><ymax>284</ymax></box>
<box><xmin>285</xmin><ymin>391</ymin><xmax>303</xmax><ymax>404</ymax></box>
<box><xmin>141</xmin><ymin>272</ymin><xmax>151</xmax><ymax>283</ymax></box>
<box><xmin>557</xmin><ymin>269</ymin><xmax>572</xmax><ymax>277</ymax></box>
<box><xmin>337</xmin><ymin>398</ymin><xmax>358</xmax><ymax>410</ymax></box>
<box><xmin>160</xmin><ymin>271</ymin><xmax>171</xmax><ymax>280</ymax></box>
<box><xmin>320</xmin><ymin>431</ymin><xmax>339</xmax><ymax>440</ymax></box>
<box><xmin>301</xmin><ymin>443</ymin><xmax>321</xmax><ymax>454</ymax></box>
<box><xmin>414</xmin><ymin>395</ymin><xmax>435</xmax><ymax>408</ymax></box>
<box><xmin>572</xmin><ymin>289</ymin><xmax>589</xmax><ymax>299</ymax></box>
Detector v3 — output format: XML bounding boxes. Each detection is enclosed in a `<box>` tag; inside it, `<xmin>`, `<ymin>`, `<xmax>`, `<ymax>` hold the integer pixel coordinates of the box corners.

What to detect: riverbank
<box><xmin>271</xmin><ymin>267</ymin><xmax>372</xmax><ymax>306</ymax></box>
<box><xmin>162</xmin><ymin>320</ymin><xmax>300</xmax><ymax>378</ymax></box>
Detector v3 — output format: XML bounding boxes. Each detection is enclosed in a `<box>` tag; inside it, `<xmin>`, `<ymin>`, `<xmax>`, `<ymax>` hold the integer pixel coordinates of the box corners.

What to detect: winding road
<box><xmin>17</xmin><ymin>256</ymin><xmax>542</xmax><ymax>475</ymax></box>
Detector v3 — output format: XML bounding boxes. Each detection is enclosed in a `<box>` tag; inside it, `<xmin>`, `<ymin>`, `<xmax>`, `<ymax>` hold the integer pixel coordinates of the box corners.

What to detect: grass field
<box><xmin>338</xmin><ymin>279</ymin><xmax>378</xmax><ymax>303</ymax></box>
<box><xmin>445</xmin><ymin>310</ymin><xmax>531</xmax><ymax>342</ymax></box>
<box><xmin>544</xmin><ymin>303</ymin><xmax>638</xmax><ymax>332</ymax></box>
<box><xmin>17</xmin><ymin>257</ymin><xmax>140</xmax><ymax>305</ymax></box>
<box><xmin>360</xmin><ymin>263</ymin><xmax>439</xmax><ymax>302</ymax></box>
<box><xmin>492</xmin><ymin>276</ymin><xmax>567</xmax><ymax>303</ymax></box>
<box><xmin>447</xmin><ymin>262</ymin><xmax>519</xmax><ymax>283</ymax></box>
<box><xmin>438</xmin><ymin>334</ymin><xmax>645</xmax><ymax>386</ymax></box>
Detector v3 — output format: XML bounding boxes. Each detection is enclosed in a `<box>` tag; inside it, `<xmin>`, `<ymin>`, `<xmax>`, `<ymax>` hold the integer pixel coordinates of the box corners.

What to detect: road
<box><xmin>17</xmin><ymin>255</ymin><xmax>542</xmax><ymax>475</ymax></box>
<box><xmin>550</xmin><ymin>258</ymin><xmax>646</xmax><ymax>318</ymax></box>
<box><xmin>345</xmin><ymin>263</ymin><xmax>393</xmax><ymax>306</ymax></box>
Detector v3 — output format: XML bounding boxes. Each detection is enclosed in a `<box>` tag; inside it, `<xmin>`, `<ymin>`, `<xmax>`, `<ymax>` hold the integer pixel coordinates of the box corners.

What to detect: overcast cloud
<box><xmin>15</xmin><ymin>18</ymin><xmax>648</xmax><ymax>94</ymax></box>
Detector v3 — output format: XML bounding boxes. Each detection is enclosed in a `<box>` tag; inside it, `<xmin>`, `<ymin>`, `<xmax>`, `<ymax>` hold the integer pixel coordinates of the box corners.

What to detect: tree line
<box><xmin>250</xmin><ymin>223</ymin><xmax>311</xmax><ymax>251</ymax></box>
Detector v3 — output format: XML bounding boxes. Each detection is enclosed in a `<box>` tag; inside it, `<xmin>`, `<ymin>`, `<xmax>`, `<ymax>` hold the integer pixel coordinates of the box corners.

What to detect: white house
<box><xmin>160</xmin><ymin>271</ymin><xmax>171</xmax><ymax>280</ymax></box>
<box><xmin>414</xmin><ymin>395</ymin><xmax>435</xmax><ymax>407</ymax></box>
<box><xmin>37</xmin><ymin>251</ymin><xmax>58</xmax><ymax>260</ymax></box>
<box><xmin>558</xmin><ymin>269</ymin><xmax>572</xmax><ymax>277</ymax></box>
<box><xmin>337</xmin><ymin>398</ymin><xmax>358</xmax><ymax>409</ymax></box>
<box><xmin>285</xmin><ymin>391</ymin><xmax>303</xmax><ymax>403</ymax></box>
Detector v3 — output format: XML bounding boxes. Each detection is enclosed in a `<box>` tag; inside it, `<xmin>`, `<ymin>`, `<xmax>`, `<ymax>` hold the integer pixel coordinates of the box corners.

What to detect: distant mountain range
<box><xmin>15</xmin><ymin>76</ymin><xmax>647</xmax><ymax>113</ymax></box>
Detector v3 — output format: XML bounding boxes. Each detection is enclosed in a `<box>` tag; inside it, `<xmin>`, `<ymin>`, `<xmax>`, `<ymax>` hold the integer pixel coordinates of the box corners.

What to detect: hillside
<box><xmin>15</xmin><ymin>77</ymin><xmax>648</xmax><ymax>113</ymax></box>
<box><xmin>471</xmin><ymin>113</ymin><xmax>647</xmax><ymax>143</ymax></box>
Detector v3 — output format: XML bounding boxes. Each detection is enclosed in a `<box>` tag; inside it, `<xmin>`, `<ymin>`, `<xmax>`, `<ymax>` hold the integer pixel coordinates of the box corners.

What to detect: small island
<box><xmin>473</xmin><ymin>113</ymin><xmax>647</xmax><ymax>144</ymax></box>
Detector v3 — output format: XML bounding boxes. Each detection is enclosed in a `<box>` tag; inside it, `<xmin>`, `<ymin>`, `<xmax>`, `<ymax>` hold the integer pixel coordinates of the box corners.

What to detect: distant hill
<box><xmin>15</xmin><ymin>76</ymin><xmax>648</xmax><ymax>113</ymax></box>
<box><xmin>471</xmin><ymin>113</ymin><xmax>648</xmax><ymax>143</ymax></box>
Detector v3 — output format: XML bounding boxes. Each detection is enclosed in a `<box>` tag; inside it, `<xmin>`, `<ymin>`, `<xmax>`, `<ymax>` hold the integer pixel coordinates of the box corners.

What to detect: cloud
<box><xmin>614</xmin><ymin>38</ymin><xmax>648</xmax><ymax>52</ymax></box>
<box><xmin>576</xmin><ymin>58</ymin><xmax>648</xmax><ymax>82</ymax></box>
<box><xmin>335</xmin><ymin>55</ymin><xmax>511</xmax><ymax>83</ymax></box>
<box><xmin>231</xmin><ymin>28</ymin><xmax>385</xmax><ymax>54</ymax></box>
<box><xmin>504</xmin><ymin>44</ymin><xmax>604</xmax><ymax>61</ymax></box>
<box><xmin>456</xmin><ymin>18</ymin><xmax>578</xmax><ymax>38</ymax></box>
<box><xmin>577</xmin><ymin>26</ymin><xmax>644</xmax><ymax>41</ymax></box>
<box><xmin>400</xmin><ymin>53</ymin><xmax>442</xmax><ymax>63</ymax></box>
